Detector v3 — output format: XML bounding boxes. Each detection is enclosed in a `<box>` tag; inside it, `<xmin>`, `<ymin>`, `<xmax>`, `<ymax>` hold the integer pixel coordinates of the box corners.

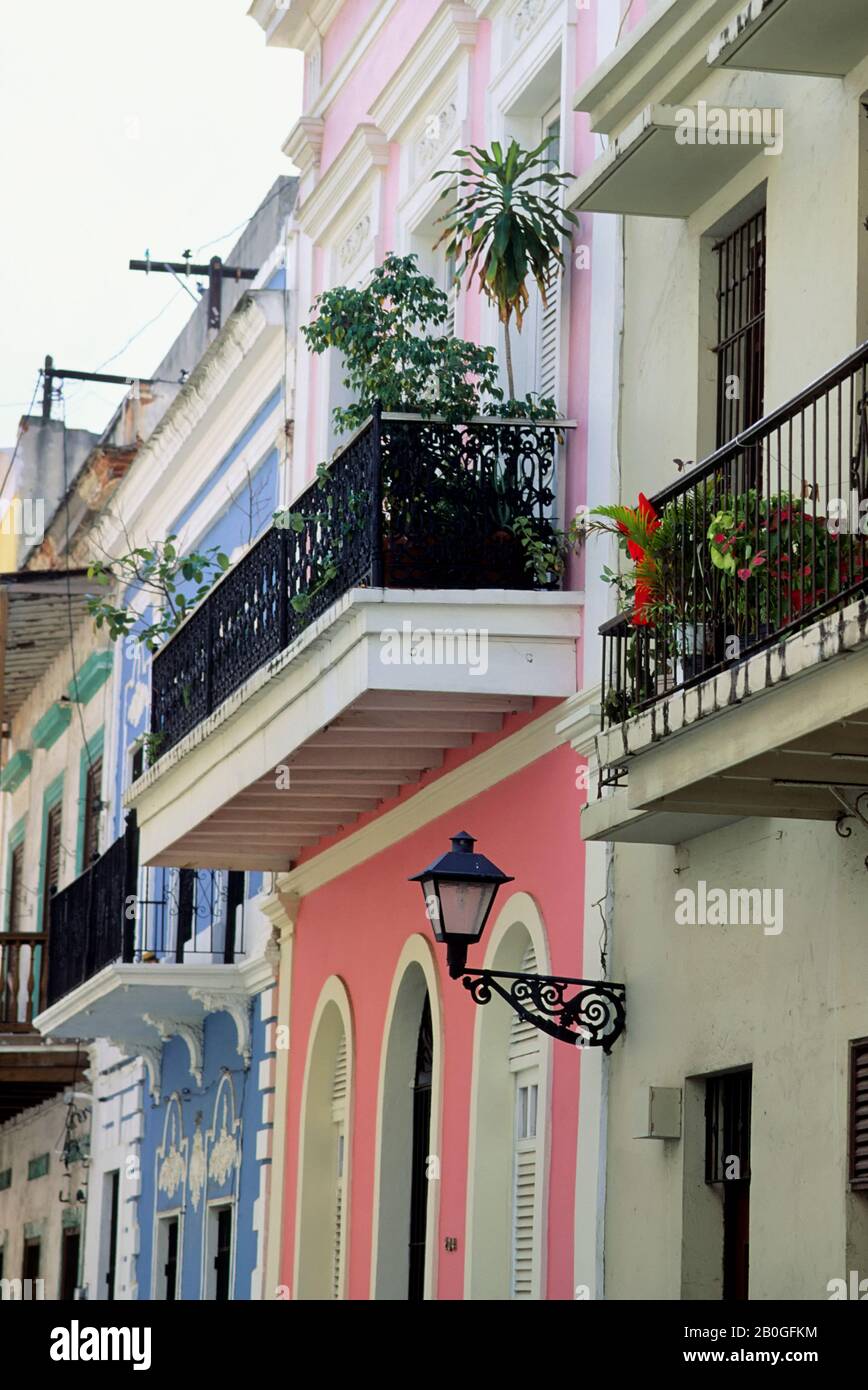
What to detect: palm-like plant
<box><xmin>434</xmin><ymin>137</ymin><xmax>577</xmax><ymax>400</ymax></box>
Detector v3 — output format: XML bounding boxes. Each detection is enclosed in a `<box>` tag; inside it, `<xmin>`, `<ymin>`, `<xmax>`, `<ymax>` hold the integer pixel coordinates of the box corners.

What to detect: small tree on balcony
<box><xmin>433</xmin><ymin>138</ymin><xmax>577</xmax><ymax>401</ymax></box>
<box><xmin>301</xmin><ymin>252</ymin><xmax>503</xmax><ymax>434</ymax></box>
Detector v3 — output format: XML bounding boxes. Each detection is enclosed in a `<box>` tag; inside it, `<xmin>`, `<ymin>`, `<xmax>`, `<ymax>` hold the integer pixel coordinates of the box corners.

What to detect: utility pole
<box><xmin>129</xmin><ymin>251</ymin><xmax>258</xmax><ymax>333</ymax></box>
<box><xmin>40</xmin><ymin>356</ymin><xmax>158</xmax><ymax>422</ymax></box>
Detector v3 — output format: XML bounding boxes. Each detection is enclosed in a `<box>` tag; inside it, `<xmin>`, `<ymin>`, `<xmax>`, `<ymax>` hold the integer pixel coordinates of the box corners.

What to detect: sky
<box><xmin>0</xmin><ymin>0</ymin><xmax>303</xmax><ymax>444</ymax></box>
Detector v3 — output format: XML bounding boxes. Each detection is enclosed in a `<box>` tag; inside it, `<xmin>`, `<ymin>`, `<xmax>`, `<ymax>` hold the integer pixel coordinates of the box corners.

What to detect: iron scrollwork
<box><xmin>834</xmin><ymin>788</ymin><xmax>868</xmax><ymax>872</ymax></box>
<box><xmin>461</xmin><ymin>968</ymin><xmax>626</xmax><ymax>1052</ymax></box>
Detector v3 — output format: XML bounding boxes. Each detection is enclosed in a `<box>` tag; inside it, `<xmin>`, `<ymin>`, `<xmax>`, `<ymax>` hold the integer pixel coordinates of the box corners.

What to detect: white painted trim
<box><xmin>463</xmin><ymin>891</ymin><xmax>553</xmax><ymax>1300</ymax></box>
<box><xmin>369</xmin><ymin>934</ymin><xmax>443</xmax><ymax>1301</ymax></box>
<box><xmin>292</xmin><ymin>975</ymin><xmax>355</xmax><ymax>1299</ymax></box>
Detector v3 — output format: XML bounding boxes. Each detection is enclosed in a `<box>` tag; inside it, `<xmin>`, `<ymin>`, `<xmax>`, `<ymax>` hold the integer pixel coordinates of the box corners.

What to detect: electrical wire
<box><xmin>0</xmin><ymin>371</ymin><xmax>42</xmax><ymax>503</ymax></box>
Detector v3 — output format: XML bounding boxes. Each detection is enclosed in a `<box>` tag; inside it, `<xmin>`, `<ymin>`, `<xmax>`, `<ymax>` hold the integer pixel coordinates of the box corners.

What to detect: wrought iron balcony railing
<box><xmin>0</xmin><ymin>931</ymin><xmax>47</xmax><ymax>1032</ymax></box>
<box><xmin>44</xmin><ymin>813</ymin><xmax>246</xmax><ymax>1010</ymax></box>
<box><xmin>598</xmin><ymin>341</ymin><xmax>868</xmax><ymax>756</ymax></box>
<box><xmin>150</xmin><ymin>409</ymin><xmax>563</xmax><ymax>755</ymax></box>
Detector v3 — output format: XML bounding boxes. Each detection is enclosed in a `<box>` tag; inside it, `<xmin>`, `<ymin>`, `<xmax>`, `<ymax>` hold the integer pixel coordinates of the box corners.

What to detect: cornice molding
<box><xmin>283</xmin><ymin>115</ymin><xmax>325</xmax><ymax>175</ymax></box>
<box><xmin>296</xmin><ymin>124</ymin><xmax>390</xmax><ymax>245</ymax></box>
<box><xmin>369</xmin><ymin>3</ymin><xmax>478</xmax><ymax>140</ymax></box>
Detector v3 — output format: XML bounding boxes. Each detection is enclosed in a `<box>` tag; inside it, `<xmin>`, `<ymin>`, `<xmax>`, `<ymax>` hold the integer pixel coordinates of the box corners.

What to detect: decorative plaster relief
<box><xmin>513</xmin><ymin>0</ymin><xmax>545</xmax><ymax>40</ymax></box>
<box><xmin>338</xmin><ymin>213</ymin><xmax>373</xmax><ymax>271</ymax></box>
<box><xmin>189</xmin><ymin>1119</ymin><xmax>206</xmax><ymax>1213</ymax></box>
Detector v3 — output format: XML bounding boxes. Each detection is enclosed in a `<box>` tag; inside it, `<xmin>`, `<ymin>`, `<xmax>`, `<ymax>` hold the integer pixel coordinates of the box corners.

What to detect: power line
<box><xmin>0</xmin><ymin>372</ymin><xmax>42</xmax><ymax>501</ymax></box>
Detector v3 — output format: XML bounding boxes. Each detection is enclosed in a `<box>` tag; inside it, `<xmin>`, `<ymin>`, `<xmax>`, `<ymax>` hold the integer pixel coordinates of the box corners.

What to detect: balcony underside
<box><xmin>708</xmin><ymin>0</ymin><xmax>868</xmax><ymax>78</ymax></box>
<box><xmin>566</xmin><ymin>104</ymin><xmax>761</xmax><ymax>218</ymax></box>
<box><xmin>128</xmin><ymin>589</ymin><xmax>580</xmax><ymax>871</ymax></box>
<box><xmin>0</xmin><ymin>1038</ymin><xmax>87</xmax><ymax>1124</ymax></box>
<box><xmin>590</xmin><ymin>596</ymin><xmax>868</xmax><ymax>838</ymax></box>
<box><xmin>34</xmin><ymin>961</ymin><xmax>270</xmax><ymax>1088</ymax></box>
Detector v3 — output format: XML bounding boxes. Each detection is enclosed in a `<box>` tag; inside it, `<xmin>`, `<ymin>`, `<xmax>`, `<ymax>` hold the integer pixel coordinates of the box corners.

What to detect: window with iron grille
<box><xmin>714</xmin><ymin>209</ymin><xmax>766</xmax><ymax>447</ymax></box>
<box><xmin>8</xmin><ymin>842</ymin><xmax>24</xmax><ymax>933</ymax></box>
<box><xmin>705</xmin><ymin>1069</ymin><xmax>752</xmax><ymax>1184</ymax></box>
<box><xmin>849</xmin><ymin>1039</ymin><xmax>868</xmax><ymax>1190</ymax></box>
<box><xmin>82</xmin><ymin>756</ymin><xmax>103</xmax><ymax>868</ymax></box>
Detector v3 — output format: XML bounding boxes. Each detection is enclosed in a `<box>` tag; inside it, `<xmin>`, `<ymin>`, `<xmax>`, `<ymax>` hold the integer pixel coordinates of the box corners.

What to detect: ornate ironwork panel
<box><xmin>380</xmin><ymin>417</ymin><xmax>559</xmax><ymax>589</ymax></box>
<box><xmin>461</xmin><ymin>968</ymin><xmax>626</xmax><ymax>1051</ymax></box>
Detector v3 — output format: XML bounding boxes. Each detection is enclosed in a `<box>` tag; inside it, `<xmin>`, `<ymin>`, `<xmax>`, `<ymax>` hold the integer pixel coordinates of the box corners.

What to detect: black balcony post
<box><xmin>224</xmin><ymin>871</ymin><xmax>244</xmax><ymax>964</ymax></box>
<box><xmin>177</xmin><ymin>868</ymin><xmax>195</xmax><ymax>964</ymax></box>
<box><xmin>370</xmin><ymin>401</ymin><xmax>384</xmax><ymax>588</ymax></box>
<box><xmin>122</xmin><ymin>810</ymin><xmax>139</xmax><ymax>964</ymax></box>
<box><xmin>278</xmin><ymin>522</ymin><xmax>289</xmax><ymax>653</ymax></box>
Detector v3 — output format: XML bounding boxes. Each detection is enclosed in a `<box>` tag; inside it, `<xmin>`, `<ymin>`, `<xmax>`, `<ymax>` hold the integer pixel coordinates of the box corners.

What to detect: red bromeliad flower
<box><xmin>616</xmin><ymin>493</ymin><xmax>660</xmax><ymax>626</ymax></box>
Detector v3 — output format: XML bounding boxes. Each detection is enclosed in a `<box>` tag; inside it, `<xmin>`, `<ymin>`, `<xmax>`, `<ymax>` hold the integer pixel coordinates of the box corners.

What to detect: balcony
<box><xmin>0</xmin><ymin>932</ymin><xmax>47</xmax><ymax>1032</ymax></box>
<box><xmin>0</xmin><ymin>929</ymin><xmax>86</xmax><ymax>1123</ymax></box>
<box><xmin>584</xmin><ymin>340</ymin><xmax>868</xmax><ymax>844</ymax></box>
<box><xmin>129</xmin><ymin>412</ymin><xmax>580</xmax><ymax>870</ymax></box>
<box><xmin>34</xmin><ymin>818</ymin><xmax>270</xmax><ymax>1085</ymax></box>
<box><xmin>708</xmin><ymin>0</ymin><xmax>868</xmax><ymax>80</ymax></box>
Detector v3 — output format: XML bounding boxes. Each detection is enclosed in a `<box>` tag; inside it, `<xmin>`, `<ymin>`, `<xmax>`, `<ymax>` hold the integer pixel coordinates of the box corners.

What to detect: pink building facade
<box><xmin>248</xmin><ymin>0</ymin><xmax>629</xmax><ymax>1299</ymax></box>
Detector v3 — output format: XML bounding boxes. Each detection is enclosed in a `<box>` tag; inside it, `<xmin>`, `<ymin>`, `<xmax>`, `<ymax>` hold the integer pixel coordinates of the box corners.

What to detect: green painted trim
<box><xmin>27</xmin><ymin>1154</ymin><xmax>49</xmax><ymax>1180</ymax></box>
<box><xmin>36</xmin><ymin>774</ymin><xmax>64</xmax><ymax>936</ymax></box>
<box><xmin>32</xmin><ymin>703</ymin><xmax>73</xmax><ymax>751</ymax></box>
<box><xmin>4</xmin><ymin>815</ymin><xmax>27</xmax><ymax>932</ymax></box>
<box><xmin>76</xmin><ymin>727</ymin><xmax>105</xmax><ymax>874</ymax></box>
<box><xmin>0</xmin><ymin>750</ymin><xmax>32</xmax><ymax>794</ymax></box>
<box><xmin>66</xmin><ymin>650</ymin><xmax>113</xmax><ymax>704</ymax></box>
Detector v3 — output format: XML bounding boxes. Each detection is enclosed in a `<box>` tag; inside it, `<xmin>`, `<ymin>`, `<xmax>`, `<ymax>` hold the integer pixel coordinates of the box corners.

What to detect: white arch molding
<box><xmin>369</xmin><ymin>934</ymin><xmax>444</xmax><ymax>1301</ymax></box>
<box><xmin>293</xmin><ymin>975</ymin><xmax>355</xmax><ymax>1300</ymax></box>
<box><xmin>463</xmin><ymin>891</ymin><xmax>553</xmax><ymax>1300</ymax></box>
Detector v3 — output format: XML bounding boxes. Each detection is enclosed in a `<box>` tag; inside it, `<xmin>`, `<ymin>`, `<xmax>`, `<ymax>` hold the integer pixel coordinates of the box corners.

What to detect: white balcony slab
<box><xmin>126</xmin><ymin>588</ymin><xmax>580</xmax><ymax>871</ymax></box>
<box><xmin>34</xmin><ymin>960</ymin><xmax>273</xmax><ymax>1081</ymax></box>
<box><xmin>581</xmin><ymin>790</ymin><xmax>743</xmax><ymax>844</ymax></box>
<box><xmin>566</xmin><ymin>105</ymin><xmax>764</xmax><ymax>219</ymax></box>
<box><xmin>708</xmin><ymin>0</ymin><xmax>868</xmax><ymax>79</ymax></box>
<box><xmin>595</xmin><ymin>595</ymin><xmax>868</xmax><ymax>823</ymax></box>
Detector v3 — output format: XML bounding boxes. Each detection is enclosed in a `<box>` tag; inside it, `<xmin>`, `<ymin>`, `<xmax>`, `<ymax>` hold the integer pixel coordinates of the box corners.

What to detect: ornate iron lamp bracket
<box><xmin>460</xmin><ymin>969</ymin><xmax>626</xmax><ymax>1052</ymax></box>
<box><xmin>831</xmin><ymin>787</ymin><xmax>868</xmax><ymax>872</ymax></box>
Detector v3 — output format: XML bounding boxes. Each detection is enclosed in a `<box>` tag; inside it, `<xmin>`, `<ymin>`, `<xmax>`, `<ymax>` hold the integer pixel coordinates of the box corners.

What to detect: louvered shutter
<box><xmin>510</xmin><ymin>943</ymin><xmax>541</xmax><ymax>1299</ymax></box>
<box><xmin>850</xmin><ymin>1040</ymin><xmax>868</xmax><ymax>1190</ymax></box>
<box><xmin>331</xmin><ymin>1035</ymin><xmax>348</xmax><ymax>1297</ymax></box>
<box><xmin>535</xmin><ymin>114</ymin><xmax>563</xmax><ymax>404</ymax></box>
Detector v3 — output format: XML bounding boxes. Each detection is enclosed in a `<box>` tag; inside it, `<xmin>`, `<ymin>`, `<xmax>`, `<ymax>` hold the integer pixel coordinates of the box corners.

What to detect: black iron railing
<box><xmin>150</xmin><ymin>410</ymin><xmax>562</xmax><ymax>755</ymax></box>
<box><xmin>45</xmin><ymin>813</ymin><xmax>246</xmax><ymax>1009</ymax></box>
<box><xmin>46</xmin><ymin>826</ymin><xmax>133</xmax><ymax>1007</ymax></box>
<box><xmin>599</xmin><ymin>341</ymin><xmax>868</xmax><ymax>745</ymax></box>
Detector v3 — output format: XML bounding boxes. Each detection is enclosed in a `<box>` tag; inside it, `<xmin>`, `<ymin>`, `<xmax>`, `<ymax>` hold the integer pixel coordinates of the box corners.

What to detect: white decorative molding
<box><xmin>283</xmin><ymin>116</ymin><xmax>325</xmax><ymax>176</ymax></box>
<box><xmin>188</xmin><ymin>989</ymin><xmax>253</xmax><ymax>1067</ymax></box>
<box><xmin>156</xmin><ymin>1096</ymin><xmax>187</xmax><ymax>1201</ymax></box>
<box><xmin>415</xmin><ymin>99</ymin><xmax>460</xmax><ymax>172</ymax></box>
<box><xmin>296</xmin><ymin>124</ymin><xmax>389</xmax><ymax>246</ymax></box>
<box><xmin>141</xmin><ymin>1015</ymin><xmax>204</xmax><ymax>1087</ymax></box>
<box><xmin>109</xmin><ymin>1038</ymin><xmax>161</xmax><ymax>1103</ymax></box>
<box><xmin>189</xmin><ymin>1120</ymin><xmax>206</xmax><ymax>1213</ymax></box>
<box><xmin>370</xmin><ymin>4</ymin><xmax>478</xmax><ymax>140</ymax></box>
<box><xmin>513</xmin><ymin>0</ymin><xmax>546</xmax><ymax>40</ymax></box>
<box><xmin>207</xmin><ymin>1074</ymin><xmax>241</xmax><ymax>1189</ymax></box>
<box><xmin>338</xmin><ymin>213</ymin><xmax>372</xmax><ymax>270</ymax></box>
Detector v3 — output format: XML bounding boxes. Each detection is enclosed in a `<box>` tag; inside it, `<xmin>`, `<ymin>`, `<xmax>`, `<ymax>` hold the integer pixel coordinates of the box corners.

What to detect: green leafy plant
<box><xmin>434</xmin><ymin>137</ymin><xmax>577</xmax><ymax>398</ymax></box>
<box><xmin>301</xmin><ymin>253</ymin><xmax>503</xmax><ymax>436</ymax></box>
<box><xmin>86</xmin><ymin>536</ymin><xmax>231</xmax><ymax>652</ymax></box>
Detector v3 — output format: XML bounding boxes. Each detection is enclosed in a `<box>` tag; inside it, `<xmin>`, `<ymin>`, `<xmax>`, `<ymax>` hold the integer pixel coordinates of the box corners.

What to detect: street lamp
<box><xmin>410</xmin><ymin>832</ymin><xmax>626</xmax><ymax>1052</ymax></box>
<box><xmin>409</xmin><ymin>831</ymin><xmax>514</xmax><ymax>980</ymax></box>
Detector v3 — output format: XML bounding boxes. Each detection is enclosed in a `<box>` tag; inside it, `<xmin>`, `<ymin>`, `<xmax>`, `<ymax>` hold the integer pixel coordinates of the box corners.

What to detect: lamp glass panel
<box><xmin>437</xmin><ymin>880</ymin><xmax>496</xmax><ymax>940</ymax></box>
<box><xmin>420</xmin><ymin>876</ymin><xmax>445</xmax><ymax>941</ymax></box>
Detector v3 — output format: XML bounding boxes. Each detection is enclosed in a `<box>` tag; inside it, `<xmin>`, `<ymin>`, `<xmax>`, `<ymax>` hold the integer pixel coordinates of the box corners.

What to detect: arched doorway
<box><xmin>372</xmin><ymin>943</ymin><xmax>442</xmax><ymax>1301</ymax></box>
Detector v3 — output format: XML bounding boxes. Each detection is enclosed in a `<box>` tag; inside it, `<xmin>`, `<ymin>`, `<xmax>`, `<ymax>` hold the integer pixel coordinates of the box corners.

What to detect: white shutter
<box><xmin>512</xmin><ymin>1146</ymin><xmax>537</xmax><ymax>1297</ymax></box>
<box><xmin>535</xmin><ymin>112</ymin><xmax>563</xmax><ymax>405</ymax></box>
<box><xmin>536</xmin><ymin>268</ymin><xmax>561</xmax><ymax>401</ymax></box>
<box><xmin>331</xmin><ymin>1035</ymin><xmax>347</xmax><ymax>1299</ymax></box>
<box><xmin>510</xmin><ymin>943</ymin><xmax>541</xmax><ymax>1299</ymax></box>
